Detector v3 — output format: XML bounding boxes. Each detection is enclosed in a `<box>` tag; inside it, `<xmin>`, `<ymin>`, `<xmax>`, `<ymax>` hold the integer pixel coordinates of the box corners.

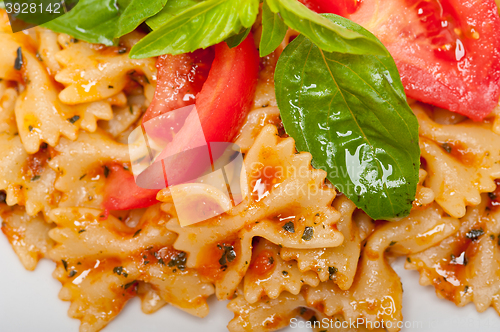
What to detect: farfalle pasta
<box><xmin>1</xmin><ymin>3</ymin><xmax>500</xmax><ymax>332</ymax></box>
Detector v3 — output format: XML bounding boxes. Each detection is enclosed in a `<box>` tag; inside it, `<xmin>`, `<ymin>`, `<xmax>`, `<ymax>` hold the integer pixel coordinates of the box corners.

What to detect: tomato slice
<box><xmin>142</xmin><ymin>48</ymin><xmax>214</xmax><ymax>123</ymax></box>
<box><xmin>301</xmin><ymin>0</ymin><xmax>500</xmax><ymax>121</ymax></box>
<box><xmin>298</xmin><ymin>0</ymin><xmax>361</xmax><ymax>16</ymax></box>
<box><xmin>102</xmin><ymin>164</ymin><xmax>159</xmax><ymax>213</ymax></box>
<box><xmin>102</xmin><ymin>34</ymin><xmax>259</xmax><ymax>212</ymax></box>
<box><xmin>196</xmin><ymin>34</ymin><xmax>260</xmax><ymax>143</ymax></box>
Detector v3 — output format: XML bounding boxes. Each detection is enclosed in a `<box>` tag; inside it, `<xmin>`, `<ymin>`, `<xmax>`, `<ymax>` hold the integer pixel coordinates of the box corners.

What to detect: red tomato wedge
<box><xmin>300</xmin><ymin>0</ymin><xmax>500</xmax><ymax>121</ymax></box>
<box><xmin>299</xmin><ymin>0</ymin><xmax>361</xmax><ymax>16</ymax></box>
<box><xmin>102</xmin><ymin>164</ymin><xmax>159</xmax><ymax>213</ymax></box>
<box><xmin>196</xmin><ymin>35</ymin><xmax>260</xmax><ymax>143</ymax></box>
<box><xmin>102</xmin><ymin>34</ymin><xmax>259</xmax><ymax>212</ymax></box>
<box><xmin>142</xmin><ymin>48</ymin><xmax>214</xmax><ymax>123</ymax></box>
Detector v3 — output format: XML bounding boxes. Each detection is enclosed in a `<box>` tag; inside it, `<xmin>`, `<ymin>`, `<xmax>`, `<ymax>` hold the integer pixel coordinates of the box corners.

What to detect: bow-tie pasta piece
<box><xmin>235</xmin><ymin>106</ymin><xmax>282</xmax><ymax>153</ymax></box>
<box><xmin>407</xmin><ymin>196</ymin><xmax>500</xmax><ymax>315</ymax></box>
<box><xmin>48</xmin><ymin>130</ymin><xmax>130</xmax><ymax>209</ymax></box>
<box><xmin>0</xmin><ymin>80</ymin><xmax>17</xmax><ymax>135</ymax></box>
<box><xmin>54</xmin><ymin>33</ymin><xmax>156</xmax><ymax>105</ymax></box>
<box><xmin>49</xmin><ymin>205</ymin><xmax>214</xmax><ymax>331</ymax></box>
<box><xmin>136</xmin><ymin>283</ymin><xmax>167</xmax><ymax>314</ymax></box>
<box><xmin>303</xmin><ymin>203</ymin><xmax>459</xmax><ymax>332</ymax></box>
<box><xmin>227</xmin><ymin>289</ymin><xmax>306</xmax><ymax>332</ymax></box>
<box><xmin>0</xmin><ymin>204</ymin><xmax>54</xmax><ymax>271</ymax></box>
<box><xmin>243</xmin><ymin>238</ymin><xmax>319</xmax><ymax>304</ymax></box>
<box><xmin>280</xmin><ymin>195</ymin><xmax>363</xmax><ymax>289</ymax></box>
<box><xmin>0</xmin><ymin>134</ymin><xmax>59</xmax><ymax>217</ymax></box>
<box><xmin>37</xmin><ymin>27</ymin><xmax>62</xmax><ymax>75</ymax></box>
<box><xmin>414</xmin><ymin>104</ymin><xmax>500</xmax><ymax>218</ymax></box>
<box><xmin>163</xmin><ymin>124</ymin><xmax>343</xmax><ymax>300</ymax></box>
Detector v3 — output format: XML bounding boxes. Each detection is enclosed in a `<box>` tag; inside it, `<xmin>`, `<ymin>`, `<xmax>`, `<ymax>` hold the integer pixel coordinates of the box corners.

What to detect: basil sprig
<box><xmin>275</xmin><ymin>14</ymin><xmax>420</xmax><ymax>220</ymax></box>
<box><xmin>39</xmin><ymin>0</ymin><xmax>421</xmax><ymax>220</ymax></box>
<box><xmin>130</xmin><ymin>0</ymin><xmax>258</xmax><ymax>57</ymax></box>
<box><xmin>41</xmin><ymin>0</ymin><xmax>387</xmax><ymax>58</ymax></box>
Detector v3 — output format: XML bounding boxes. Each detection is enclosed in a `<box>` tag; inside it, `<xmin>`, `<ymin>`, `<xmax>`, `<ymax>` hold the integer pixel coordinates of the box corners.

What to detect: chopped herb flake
<box><xmin>282</xmin><ymin>221</ymin><xmax>295</xmax><ymax>233</ymax></box>
<box><xmin>328</xmin><ymin>266</ymin><xmax>338</xmax><ymax>280</ymax></box>
<box><xmin>282</xmin><ymin>270</ymin><xmax>288</xmax><ymax>276</ymax></box>
<box><xmin>61</xmin><ymin>259</ymin><xmax>68</xmax><ymax>271</ymax></box>
<box><xmin>14</xmin><ymin>47</ymin><xmax>23</xmax><ymax>70</ymax></box>
<box><xmin>219</xmin><ymin>245</ymin><xmax>236</xmax><ymax>266</ymax></box>
<box><xmin>113</xmin><ymin>266</ymin><xmax>124</xmax><ymax>276</ymax></box>
<box><xmin>389</xmin><ymin>241</ymin><xmax>397</xmax><ymax>246</ymax></box>
<box><xmin>168</xmin><ymin>252</ymin><xmax>187</xmax><ymax>271</ymax></box>
<box><xmin>79</xmin><ymin>174</ymin><xmax>86</xmax><ymax>180</ymax></box>
<box><xmin>465</xmin><ymin>228</ymin><xmax>484</xmax><ymax>241</ymax></box>
<box><xmin>68</xmin><ymin>115</ymin><xmax>80</xmax><ymax>124</ymax></box>
<box><xmin>31</xmin><ymin>175</ymin><xmax>40</xmax><ymax>181</ymax></box>
<box><xmin>441</xmin><ymin>143</ymin><xmax>452</xmax><ymax>153</ymax></box>
<box><xmin>68</xmin><ymin>270</ymin><xmax>77</xmax><ymax>278</ymax></box>
<box><xmin>268</xmin><ymin>256</ymin><xmax>274</xmax><ymax>265</ymax></box>
<box><xmin>133</xmin><ymin>229</ymin><xmax>142</xmax><ymax>237</ymax></box>
<box><xmin>302</xmin><ymin>227</ymin><xmax>314</xmax><ymax>241</ymax></box>
<box><xmin>103</xmin><ymin>165</ymin><xmax>110</xmax><ymax>178</ymax></box>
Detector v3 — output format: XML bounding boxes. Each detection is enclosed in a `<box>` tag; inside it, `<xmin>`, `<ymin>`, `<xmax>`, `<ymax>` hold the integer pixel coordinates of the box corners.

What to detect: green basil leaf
<box><xmin>115</xmin><ymin>0</ymin><xmax>168</xmax><ymax>37</ymax></box>
<box><xmin>43</xmin><ymin>0</ymin><xmax>166</xmax><ymax>45</ymax></box>
<box><xmin>226</xmin><ymin>27</ymin><xmax>251</xmax><ymax>48</ymax></box>
<box><xmin>259</xmin><ymin>0</ymin><xmax>287</xmax><ymax>57</ymax></box>
<box><xmin>43</xmin><ymin>0</ymin><xmax>121</xmax><ymax>45</ymax></box>
<box><xmin>130</xmin><ymin>0</ymin><xmax>259</xmax><ymax>58</ymax></box>
<box><xmin>146</xmin><ymin>0</ymin><xmax>201</xmax><ymax>30</ymax></box>
<box><xmin>275</xmin><ymin>15</ymin><xmax>420</xmax><ymax>220</ymax></box>
<box><xmin>238</xmin><ymin>0</ymin><xmax>259</xmax><ymax>28</ymax></box>
<box><xmin>267</xmin><ymin>0</ymin><xmax>386</xmax><ymax>56</ymax></box>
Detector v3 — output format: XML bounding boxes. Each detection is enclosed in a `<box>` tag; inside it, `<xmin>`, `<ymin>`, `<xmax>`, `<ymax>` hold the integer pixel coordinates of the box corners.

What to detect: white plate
<box><xmin>1</xmin><ymin>235</ymin><xmax>499</xmax><ymax>332</ymax></box>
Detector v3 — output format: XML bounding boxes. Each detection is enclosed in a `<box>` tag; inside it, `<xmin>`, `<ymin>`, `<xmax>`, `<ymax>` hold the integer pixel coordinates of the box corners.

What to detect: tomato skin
<box><xmin>102</xmin><ymin>35</ymin><xmax>259</xmax><ymax>212</ymax></box>
<box><xmin>196</xmin><ymin>33</ymin><xmax>260</xmax><ymax>143</ymax></box>
<box><xmin>250</xmin><ymin>249</ymin><xmax>276</xmax><ymax>276</ymax></box>
<box><xmin>153</xmin><ymin>33</ymin><xmax>260</xmax><ymax>186</ymax></box>
<box><xmin>102</xmin><ymin>164</ymin><xmax>159</xmax><ymax>212</ymax></box>
<box><xmin>299</xmin><ymin>0</ymin><xmax>361</xmax><ymax>16</ymax></box>
<box><xmin>303</xmin><ymin>0</ymin><xmax>500</xmax><ymax>121</ymax></box>
<box><xmin>142</xmin><ymin>49</ymin><xmax>214</xmax><ymax>123</ymax></box>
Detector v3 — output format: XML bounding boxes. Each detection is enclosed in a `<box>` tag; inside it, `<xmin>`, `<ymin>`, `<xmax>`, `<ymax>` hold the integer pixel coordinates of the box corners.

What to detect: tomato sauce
<box><xmin>197</xmin><ymin>238</ymin><xmax>238</xmax><ymax>281</ymax></box>
<box><xmin>250</xmin><ymin>249</ymin><xmax>276</xmax><ymax>276</ymax></box>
